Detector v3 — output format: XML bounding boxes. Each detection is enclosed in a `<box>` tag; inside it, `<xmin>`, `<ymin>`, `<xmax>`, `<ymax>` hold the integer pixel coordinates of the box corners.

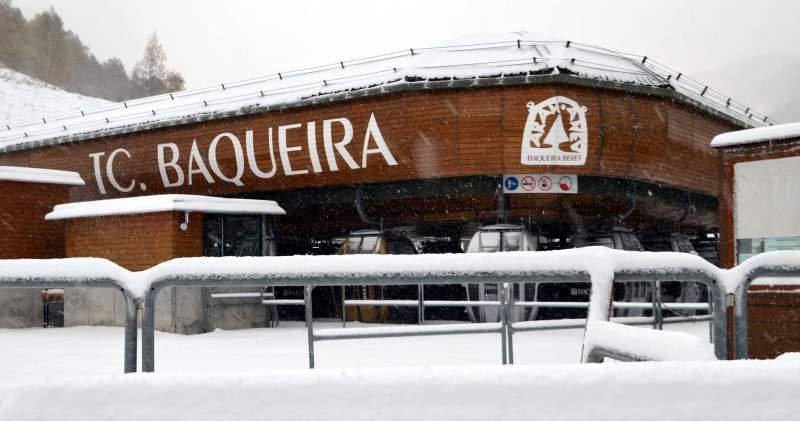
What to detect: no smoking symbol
<box><xmin>521</xmin><ymin>176</ymin><xmax>536</xmax><ymax>191</ymax></box>
<box><xmin>538</xmin><ymin>176</ymin><xmax>552</xmax><ymax>191</ymax></box>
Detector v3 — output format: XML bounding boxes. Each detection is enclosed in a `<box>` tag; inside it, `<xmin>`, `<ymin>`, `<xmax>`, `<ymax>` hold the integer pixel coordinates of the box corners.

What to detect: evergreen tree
<box><xmin>0</xmin><ymin>0</ymin><xmax>33</xmax><ymax>73</ymax></box>
<box><xmin>28</xmin><ymin>7</ymin><xmax>70</xmax><ymax>86</ymax></box>
<box><xmin>0</xmin><ymin>1</ymin><xmax>185</xmax><ymax>101</ymax></box>
<box><xmin>101</xmin><ymin>58</ymin><xmax>133</xmax><ymax>101</ymax></box>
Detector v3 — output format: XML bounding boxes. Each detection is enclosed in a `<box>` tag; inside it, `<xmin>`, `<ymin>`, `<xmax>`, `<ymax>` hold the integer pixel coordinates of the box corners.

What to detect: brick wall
<box><xmin>64</xmin><ymin>211</ymin><xmax>203</xmax><ymax>330</ymax></box>
<box><xmin>0</xmin><ymin>180</ymin><xmax>72</xmax><ymax>327</ymax></box>
<box><xmin>64</xmin><ymin>211</ymin><xmax>202</xmax><ymax>270</ymax></box>
<box><xmin>0</xmin><ymin>181</ymin><xmax>69</xmax><ymax>259</ymax></box>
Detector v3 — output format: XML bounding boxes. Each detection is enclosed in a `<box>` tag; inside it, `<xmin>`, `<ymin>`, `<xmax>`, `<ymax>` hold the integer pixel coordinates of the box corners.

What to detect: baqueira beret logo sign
<box><xmin>520</xmin><ymin>96</ymin><xmax>588</xmax><ymax>166</ymax></box>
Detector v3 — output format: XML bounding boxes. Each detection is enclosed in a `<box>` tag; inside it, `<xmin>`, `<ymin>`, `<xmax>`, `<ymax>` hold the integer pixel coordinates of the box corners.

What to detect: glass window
<box><xmin>203</xmin><ymin>214</ymin><xmax>263</xmax><ymax>257</ymax></box>
<box><xmin>737</xmin><ymin>236</ymin><xmax>800</xmax><ymax>263</ymax></box>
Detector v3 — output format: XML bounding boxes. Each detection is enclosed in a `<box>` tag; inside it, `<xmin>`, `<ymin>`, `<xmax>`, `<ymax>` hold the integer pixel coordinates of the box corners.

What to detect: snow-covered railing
<box><xmin>139</xmin><ymin>251</ymin><xmax>591</xmax><ymax>371</ymax></box>
<box><xmin>136</xmin><ymin>248</ymin><xmax>730</xmax><ymax>371</ymax></box>
<box><xmin>2</xmin><ymin>249</ymin><xmax>798</xmax><ymax>373</ymax></box>
<box><xmin>0</xmin><ymin>258</ymin><xmax>137</xmax><ymax>373</ymax></box>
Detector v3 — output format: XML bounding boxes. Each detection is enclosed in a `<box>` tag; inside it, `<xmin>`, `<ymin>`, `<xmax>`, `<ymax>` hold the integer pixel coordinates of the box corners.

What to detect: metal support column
<box><xmin>504</xmin><ymin>282</ymin><xmax>514</xmax><ymax>364</ymax></box>
<box><xmin>417</xmin><ymin>284</ymin><xmax>425</xmax><ymax>324</ymax></box>
<box><xmin>305</xmin><ymin>285</ymin><xmax>315</xmax><ymax>369</ymax></box>
<box><xmin>734</xmin><ymin>282</ymin><xmax>749</xmax><ymax>359</ymax></box>
<box><xmin>124</xmin><ymin>295</ymin><xmax>139</xmax><ymax>373</ymax></box>
<box><xmin>651</xmin><ymin>280</ymin><xmax>663</xmax><ymax>330</ymax></box>
<box><xmin>499</xmin><ymin>282</ymin><xmax>508</xmax><ymax>365</ymax></box>
<box><xmin>341</xmin><ymin>286</ymin><xmax>347</xmax><ymax>328</ymax></box>
<box><xmin>142</xmin><ymin>287</ymin><xmax>157</xmax><ymax>373</ymax></box>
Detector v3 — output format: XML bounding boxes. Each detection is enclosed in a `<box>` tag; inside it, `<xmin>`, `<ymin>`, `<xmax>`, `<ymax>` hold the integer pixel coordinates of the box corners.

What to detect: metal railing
<box><xmin>140</xmin><ymin>261</ymin><xmax>727</xmax><ymax>371</ymax></box>
<box><xmin>0</xmin><ymin>261</ymin><xmax>137</xmax><ymax>373</ymax></box>
<box><xmin>316</xmin><ymin>280</ymin><xmax>712</xmax><ymax>366</ymax></box>
<box><xmin>142</xmin><ymin>272</ymin><xmax>571</xmax><ymax>371</ymax></box>
<box><xmin>6</xmin><ymin>251</ymin><xmax>800</xmax><ymax>373</ymax></box>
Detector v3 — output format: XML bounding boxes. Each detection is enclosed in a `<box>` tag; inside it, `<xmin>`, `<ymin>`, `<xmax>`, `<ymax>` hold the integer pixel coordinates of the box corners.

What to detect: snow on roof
<box><xmin>711</xmin><ymin>121</ymin><xmax>800</xmax><ymax>148</ymax></box>
<box><xmin>45</xmin><ymin>194</ymin><xmax>285</xmax><ymax>220</ymax></box>
<box><xmin>0</xmin><ymin>165</ymin><xmax>85</xmax><ymax>186</ymax></box>
<box><xmin>0</xmin><ymin>32</ymin><xmax>774</xmax><ymax>153</ymax></box>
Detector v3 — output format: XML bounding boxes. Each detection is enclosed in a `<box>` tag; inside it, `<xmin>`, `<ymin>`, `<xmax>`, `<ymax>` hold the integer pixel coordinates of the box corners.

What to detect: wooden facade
<box><xmin>0</xmin><ymin>83</ymin><xmax>742</xmax><ymax>242</ymax></box>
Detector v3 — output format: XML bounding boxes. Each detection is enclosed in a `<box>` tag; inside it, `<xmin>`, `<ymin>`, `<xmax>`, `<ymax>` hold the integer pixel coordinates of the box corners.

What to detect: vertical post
<box><xmin>710</xmin><ymin>282</ymin><xmax>728</xmax><ymax>360</ymax></box>
<box><xmin>305</xmin><ymin>285</ymin><xmax>315</xmax><ymax>369</ymax></box>
<box><xmin>504</xmin><ymin>282</ymin><xmax>514</xmax><ymax>365</ymax></box>
<box><xmin>478</xmin><ymin>283</ymin><xmax>486</xmax><ymax>322</ymax></box>
<box><xmin>655</xmin><ymin>281</ymin><xmax>663</xmax><ymax>330</ymax></box>
<box><xmin>142</xmin><ymin>287</ymin><xmax>157</xmax><ymax>372</ymax></box>
<box><xmin>734</xmin><ymin>281</ymin><xmax>749</xmax><ymax>359</ymax></box>
<box><xmin>123</xmin><ymin>294</ymin><xmax>138</xmax><ymax>373</ymax></box>
<box><xmin>499</xmin><ymin>282</ymin><xmax>508</xmax><ymax>365</ymax></box>
<box><xmin>341</xmin><ymin>286</ymin><xmax>347</xmax><ymax>328</ymax></box>
<box><xmin>417</xmin><ymin>284</ymin><xmax>425</xmax><ymax>325</ymax></box>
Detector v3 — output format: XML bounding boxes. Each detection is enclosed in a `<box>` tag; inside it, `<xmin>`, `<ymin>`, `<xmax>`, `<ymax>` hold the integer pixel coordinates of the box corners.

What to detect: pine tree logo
<box><xmin>520</xmin><ymin>96</ymin><xmax>588</xmax><ymax>166</ymax></box>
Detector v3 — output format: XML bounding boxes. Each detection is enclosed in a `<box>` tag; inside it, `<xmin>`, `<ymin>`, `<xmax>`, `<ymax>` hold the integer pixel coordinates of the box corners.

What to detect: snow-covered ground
<box><xmin>1</xmin><ymin>321</ymin><xmax>798</xmax><ymax>420</ymax></box>
<box><xmin>0</xmin><ymin>321</ymin><xmax>710</xmax><ymax>385</ymax></box>
<box><xmin>0</xmin><ymin>66</ymin><xmax>112</xmax><ymax>127</ymax></box>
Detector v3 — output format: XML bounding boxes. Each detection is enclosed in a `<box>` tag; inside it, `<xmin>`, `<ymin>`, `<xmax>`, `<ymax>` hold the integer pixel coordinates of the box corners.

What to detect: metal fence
<box><xmin>4</xmin><ymin>251</ymin><xmax>800</xmax><ymax>373</ymax></box>
<box><xmin>0</xmin><ymin>274</ymin><xmax>137</xmax><ymax>373</ymax></box>
<box><xmin>329</xmin><ymin>282</ymin><xmax>711</xmax><ymax>366</ymax></box>
<box><xmin>140</xmin><ymin>262</ymin><xmax>728</xmax><ymax>371</ymax></box>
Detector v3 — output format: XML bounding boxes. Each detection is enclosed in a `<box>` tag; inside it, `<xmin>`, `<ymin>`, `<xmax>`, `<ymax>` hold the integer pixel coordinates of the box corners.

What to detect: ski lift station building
<box><xmin>0</xmin><ymin>32</ymin><xmax>776</xmax><ymax>332</ymax></box>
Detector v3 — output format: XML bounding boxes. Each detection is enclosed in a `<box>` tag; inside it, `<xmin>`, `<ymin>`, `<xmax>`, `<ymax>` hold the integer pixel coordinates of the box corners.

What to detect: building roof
<box><xmin>711</xmin><ymin>121</ymin><xmax>800</xmax><ymax>148</ymax></box>
<box><xmin>45</xmin><ymin>194</ymin><xmax>286</xmax><ymax>220</ymax></box>
<box><xmin>0</xmin><ymin>32</ymin><xmax>775</xmax><ymax>153</ymax></box>
<box><xmin>0</xmin><ymin>165</ymin><xmax>85</xmax><ymax>186</ymax></box>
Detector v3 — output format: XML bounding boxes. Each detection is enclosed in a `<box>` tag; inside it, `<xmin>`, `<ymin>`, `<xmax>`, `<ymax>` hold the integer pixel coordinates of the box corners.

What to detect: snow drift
<box><xmin>1</xmin><ymin>361</ymin><xmax>799</xmax><ymax>421</ymax></box>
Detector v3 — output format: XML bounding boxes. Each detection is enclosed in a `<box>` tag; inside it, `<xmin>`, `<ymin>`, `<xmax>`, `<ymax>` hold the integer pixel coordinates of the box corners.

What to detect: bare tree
<box><xmin>132</xmin><ymin>32</ymin><xmax>167</xmax><ymax>96</ymax></box>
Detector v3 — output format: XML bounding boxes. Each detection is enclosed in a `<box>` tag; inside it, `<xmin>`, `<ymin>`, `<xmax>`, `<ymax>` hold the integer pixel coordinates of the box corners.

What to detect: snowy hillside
<box><xmin>0</xmin><ymin>66</ymin><xmax>113</xmax><ymax>127</ymax></box>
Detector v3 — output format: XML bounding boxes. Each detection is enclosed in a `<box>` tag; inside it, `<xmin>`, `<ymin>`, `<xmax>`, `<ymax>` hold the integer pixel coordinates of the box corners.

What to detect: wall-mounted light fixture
<box><xmin>179</xmin><ymin>211</ymin><xmax>190</xmax><ymax>231</ymax></box>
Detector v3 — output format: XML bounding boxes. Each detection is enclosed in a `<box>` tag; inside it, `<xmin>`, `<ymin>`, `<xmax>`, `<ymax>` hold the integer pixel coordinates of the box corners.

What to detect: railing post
<box><xmin>651</xmin><ymin>280</ymin><xmax>663</xmax><ymax>330</ymax></box>
<box><xmin>417</xmin><ymin>284</ymin><xmax>425</xmax><ymax>325</ymax></box>
<box><xmin>504</xmin><ymin>282</ymin><xmax>514</xmax><ymax>365</ymax></box>
<box><xmin>734</xmin><ymin>281</ymin><xmax>749</xmax><ymax>359</ymax></box>
<box><xmin>710</xmin><ymin>281</ymin><xmax>728</xmax><ymax>360</ymax></box>
<box><xmin>123</xmin><ymin>294</ymin><xmax>139</xmax><ymax>373</ymax></box>
<box><xmin>499</xmin><ymin>282</ymin><xmax>508</xmax><ymax>365</ymax></box>
<box><xmin>142</xmin><ymin>287</ymin><xmax>157</xmax><ymax>372</ymax></box>
<box><xmin>341</xmin><ymin>286</ymin><xmax>347</xmax><ymax>328</ymax></box>
<box><xmin>305</xmin><ymin>285</ymin><xmax>315</xmax><ymax>369</ymax></box>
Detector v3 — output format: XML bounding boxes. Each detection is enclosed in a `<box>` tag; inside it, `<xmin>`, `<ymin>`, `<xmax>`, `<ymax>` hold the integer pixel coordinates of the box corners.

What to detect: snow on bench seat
<box><xmin>583</xmin><ymin>320</ymin><xmax>716</xmax><ymax>363</ymax></box>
